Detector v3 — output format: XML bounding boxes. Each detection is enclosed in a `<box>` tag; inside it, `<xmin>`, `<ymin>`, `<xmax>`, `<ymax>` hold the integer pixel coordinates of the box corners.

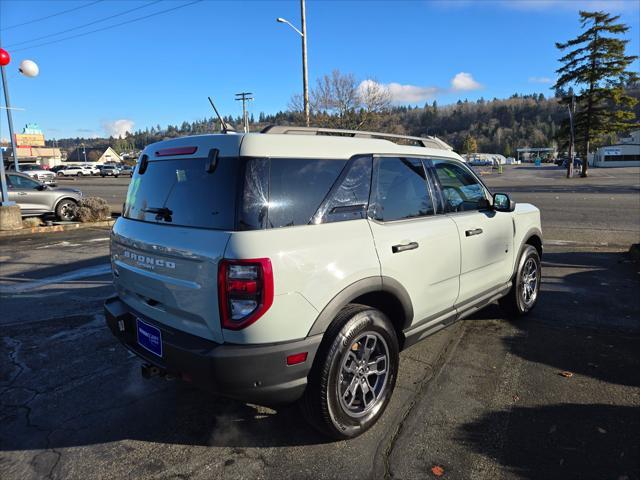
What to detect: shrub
<box><xmin>22</xmin><ymin>217</ymin><xmax>42</xmax><ymax>228</ymax></box>
<box><xmin>75</xmin><ymin>196</ymin><xmax>111</xmax><ymax>223</ymax></box>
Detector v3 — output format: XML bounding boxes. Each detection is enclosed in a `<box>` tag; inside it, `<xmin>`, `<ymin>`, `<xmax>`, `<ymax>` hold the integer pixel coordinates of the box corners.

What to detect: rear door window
<box><xmin>312</xmin><ymin>156</ymin><xmax>372</xmax><ymax>224</ymax></box>
<box><xmin>372</xmin><ymin>157</ymin><xmax>434</xmax><ymax>221</ymax></box>
<box><xmin>123</xmin><ymin>157</ymin><xmax>239</xmax><ymax>229</ymax></box>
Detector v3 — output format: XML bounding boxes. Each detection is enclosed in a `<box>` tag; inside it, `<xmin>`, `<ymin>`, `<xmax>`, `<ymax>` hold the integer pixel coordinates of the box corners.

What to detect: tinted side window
<box><xmin>268</xmin><ymin>158</ymin><xmax>346</xmax><ymax>228</ymax></box>
<box><xmin>373</xmin><ymin>157</ymin><xmax>433</xmax><ymax>221</ymax></box>
<box><xmin>313</xmin><ymin>156</ymin><xmax>372</xmax><ymax>224</ymax></box>
<box><xmin>239</xmin><ymin>158</ymin><xmax>269</xmax><ymax>230</ymax></box>
<box><xmin>8</xmin><ymin>174</ymin><xmax>38</xmax><ymax>189</ymax></box>
<box><xmin>432</xmin><ymin>160</ymin><xmax>486</xmax><ymax>212</ymax></box>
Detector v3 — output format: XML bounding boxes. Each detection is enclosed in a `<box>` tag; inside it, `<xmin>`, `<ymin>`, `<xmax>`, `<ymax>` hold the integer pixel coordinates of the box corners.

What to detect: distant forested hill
<box><xmin>48</xmin><ymin>89</ymin><xmax>639</xmax><ymax>157</ymax></box>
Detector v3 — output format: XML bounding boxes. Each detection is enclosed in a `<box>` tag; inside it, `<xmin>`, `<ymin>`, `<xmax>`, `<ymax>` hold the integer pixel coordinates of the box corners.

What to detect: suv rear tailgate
<box><xmin>111</xmin><ymin>218</ymin><xmax>229</xmax><ymax>343</ymax></box>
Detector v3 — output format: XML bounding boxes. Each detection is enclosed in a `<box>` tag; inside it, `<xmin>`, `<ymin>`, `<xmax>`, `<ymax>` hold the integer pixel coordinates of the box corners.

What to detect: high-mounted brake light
<box><xmin>218</xmin><ymin>258</ymin><xmax>273</xmax><ymax>330</ymax></box>
<box><xmin>155</xmin><ymin>146</ymin><xmax>198</xmax><ymax>157</ymax></box>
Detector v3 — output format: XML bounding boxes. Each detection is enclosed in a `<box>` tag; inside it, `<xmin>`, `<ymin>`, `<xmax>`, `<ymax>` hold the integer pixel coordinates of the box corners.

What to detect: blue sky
<box><xmin>0</xmin><ymin>0</ymin><xmax>638</xmax><ymax>140</ymax></box>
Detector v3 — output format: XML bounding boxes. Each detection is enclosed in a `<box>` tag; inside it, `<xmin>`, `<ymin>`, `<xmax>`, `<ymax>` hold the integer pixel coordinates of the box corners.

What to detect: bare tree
<box><xmin>356</xmin><ymin>78</ymin><xmax>391</xmax><ymax>130</ymax></box>
<box><xmin>289</xmin><ymin>70</ymin><xmax>392</xmax><ymax>129</ymax></box>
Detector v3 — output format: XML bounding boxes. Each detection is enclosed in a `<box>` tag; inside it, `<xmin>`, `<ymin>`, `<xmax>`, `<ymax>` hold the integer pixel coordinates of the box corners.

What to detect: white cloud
<box><xmin>358</xmin><ymin>80</ymin><xmax>440</xmax><ymax>103</ymax></box>
<box><xmin>102</xmin><ymin>119</ymin><xmax>134</xmax><ymax>138</ymax></box>
<box><xmin>359</xmin><ymin>72</ymin><xmax>483</xmax><ymax>105</ymax></box>
<box><xmin>451</xmin><ymin>72</ymin><xmax>482</xmax><ymax>91</ymax></box>
<box><xmin>529</xmin><ymin>76</ymin><xmax>553</xmax><ymax>84</ymax></box>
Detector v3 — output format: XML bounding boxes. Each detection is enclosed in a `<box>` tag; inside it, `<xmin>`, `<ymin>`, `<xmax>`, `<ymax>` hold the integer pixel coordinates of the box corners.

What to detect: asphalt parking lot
<box><xmin>1</xmin><ymin>165</ymin><xmax>639</xmax><ymax>480</ymax></box>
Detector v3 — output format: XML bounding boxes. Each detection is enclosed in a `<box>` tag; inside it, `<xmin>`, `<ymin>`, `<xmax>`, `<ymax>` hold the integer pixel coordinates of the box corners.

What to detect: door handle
<box><xmin>392</xmin><ymin>242</ymin><xmax>419</xmax><ymax>253</ymax></box>
<box><xmin>17</xmin><ymin>192</ymin><xmax>27</xmax><ymax>196</ymax></box>
<box><xmin>465</xmin><ymin>228</ymin><xmax>483</xmax><ymax>237</ymax></box>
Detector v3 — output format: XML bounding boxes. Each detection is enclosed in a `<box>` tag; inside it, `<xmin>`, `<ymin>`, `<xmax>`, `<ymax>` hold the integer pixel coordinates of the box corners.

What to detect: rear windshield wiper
<box><xmin>142</xmin><ymin>207</ymin><xmax>173</xmax><ymax>222</ymax></box>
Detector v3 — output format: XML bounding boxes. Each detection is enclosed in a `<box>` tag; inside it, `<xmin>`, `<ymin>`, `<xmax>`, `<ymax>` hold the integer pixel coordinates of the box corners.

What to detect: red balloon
<box><xmin>0</xmin><ymin>49</ymin><xmax>10</xmax><ymax>66</ymax></box>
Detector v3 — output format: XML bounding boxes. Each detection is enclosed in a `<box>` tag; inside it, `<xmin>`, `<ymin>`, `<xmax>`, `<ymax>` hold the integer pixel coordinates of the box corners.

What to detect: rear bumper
<box><xmin>104</xmin><ymin>296</ymin><xmax>322</xmax><ymax>405</ymax></box>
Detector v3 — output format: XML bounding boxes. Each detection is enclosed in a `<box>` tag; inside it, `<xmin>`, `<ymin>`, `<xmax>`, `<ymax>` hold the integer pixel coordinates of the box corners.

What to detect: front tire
<box><xmin>302</xmin><ymin>304</ymin><xmax>399</xmax><ymax>439</ymax></box>
<box><xmin>500</xmin><ymin>244</ymin><xmax>541</xmax><ymax>317</ymax></box>
<box><xmin>55</xmin><ymin>199</ymin><xmax>77</xmax><ymax>222</ymax></box>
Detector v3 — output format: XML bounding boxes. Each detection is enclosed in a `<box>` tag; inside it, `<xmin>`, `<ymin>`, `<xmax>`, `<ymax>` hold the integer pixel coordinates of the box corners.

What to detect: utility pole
<box><xmin>300</xmin><ymin>0</ymin><xmax>309</xmax><ymax>127</ymax></box>
<box><xmin>235</xmin><ymin>92</ymin><xmax>253</xmax><ymax>133</ymax></box>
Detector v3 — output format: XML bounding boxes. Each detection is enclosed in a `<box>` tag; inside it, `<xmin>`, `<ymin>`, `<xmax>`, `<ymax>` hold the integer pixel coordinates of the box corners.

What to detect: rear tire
<box><xmin>301</xmin><ymin>304</ymin><xmax>399</xmax><ymax>439</ymax></box>
<box><xmin>500</xmin><ymin>245</ymin><xmax>541</xmax><ymax>317</ymax></box>
<box><xmin>55</xmin><ymin>199</ymin><xmax>77</xmax><ymax>222</ymax></box>
<box><xmin>77</xmin><ymin>172</ymin><xmax>84</xmax><ymax>177</ymax></box>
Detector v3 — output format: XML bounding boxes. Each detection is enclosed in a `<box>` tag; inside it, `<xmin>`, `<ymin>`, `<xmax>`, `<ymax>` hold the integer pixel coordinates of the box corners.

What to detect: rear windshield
<box><xmin>123</xmin><ymin>157</ymin><xmax>238</xmax><ymax>230</ymax></box>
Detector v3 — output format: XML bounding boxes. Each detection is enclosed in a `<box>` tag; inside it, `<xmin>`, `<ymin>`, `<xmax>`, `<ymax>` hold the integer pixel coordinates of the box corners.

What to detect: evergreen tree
<box><xmin>555</xmin><ymin>10</ymin><xmax>638</xmax><ymax>176</ymax></box>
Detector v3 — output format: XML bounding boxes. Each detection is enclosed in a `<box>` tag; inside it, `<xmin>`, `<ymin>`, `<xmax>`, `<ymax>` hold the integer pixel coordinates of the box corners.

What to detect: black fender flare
<box><xmin>512</xmin><ymin>227</ymin><xmax>543</xmax><ymax>277</ymax></box>
<box><xmin>307</xmin><ymin>276</ymin><xmax>414</xmax><ymax>336</ymax></box>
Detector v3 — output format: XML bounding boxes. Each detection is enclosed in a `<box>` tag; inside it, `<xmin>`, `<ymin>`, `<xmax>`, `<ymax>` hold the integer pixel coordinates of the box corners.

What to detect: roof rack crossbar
<box><xmin>260</xmin><ymin>125</ymin><xmax>453</xmax><ymax>151</ymax></box>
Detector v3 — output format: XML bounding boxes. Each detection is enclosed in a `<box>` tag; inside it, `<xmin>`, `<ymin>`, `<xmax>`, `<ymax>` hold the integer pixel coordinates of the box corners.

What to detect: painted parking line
<box><xmin>0</xmin><ymin>264</ymin><xmax>112</xmax><ymax>294</ymax></box>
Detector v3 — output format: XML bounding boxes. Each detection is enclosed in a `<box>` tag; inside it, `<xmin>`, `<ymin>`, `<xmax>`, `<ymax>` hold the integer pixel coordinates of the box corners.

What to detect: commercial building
<box><xmin>1</xmin><ymin>123</ymin><xmax>63</xmax><ymax>168</ymax></box>
<box><xmin>590</xmin><ymin>130</ymin><xmax>640</xmax><ymax>167</ymax></box>
<box><xmin>65</xmin><ymin>146</ymin><xmax>122</xmax><ymax>165</ymax></box>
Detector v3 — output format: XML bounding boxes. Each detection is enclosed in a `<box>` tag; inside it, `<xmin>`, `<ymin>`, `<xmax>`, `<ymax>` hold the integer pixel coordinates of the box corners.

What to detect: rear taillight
<box><xmin>218</xmin><ymin>258</ymin><xmax>273</xmax><ymax>330</ymax></box>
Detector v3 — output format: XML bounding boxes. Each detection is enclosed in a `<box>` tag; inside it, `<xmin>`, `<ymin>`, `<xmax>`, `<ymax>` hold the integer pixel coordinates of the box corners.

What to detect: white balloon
<box><xmin>19</xmin><ymin>60</ymin><xmax>39</xmax><ymax>78</ymax></box>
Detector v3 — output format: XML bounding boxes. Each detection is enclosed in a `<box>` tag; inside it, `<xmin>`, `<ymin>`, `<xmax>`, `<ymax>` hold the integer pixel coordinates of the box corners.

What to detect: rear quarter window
<box><xmin>239</xmin><ymin>158</ymin><xmax>347</xmax><ymax>229</ymax></box>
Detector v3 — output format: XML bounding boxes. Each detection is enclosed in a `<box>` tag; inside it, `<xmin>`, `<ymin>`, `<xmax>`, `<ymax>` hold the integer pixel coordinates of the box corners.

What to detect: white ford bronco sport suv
<box><xmin>105</xmin><ymin>126</ymin><xmax>542</xmax><ymax>439</ymax></box>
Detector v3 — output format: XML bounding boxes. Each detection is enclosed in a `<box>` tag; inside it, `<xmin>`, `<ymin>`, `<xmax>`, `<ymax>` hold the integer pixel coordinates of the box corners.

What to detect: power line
<box><xmin>1</xmin><ymin>0</ymin><xmax>105</xmax><ymax>32</ymax></box>
<box><xmin>7</xmin><ymin>1</ymin><xmax>163</xmax><ymax>49</ymax></box>
<box><xmin>11</xmin><ymin>0</ymin><xmax>204</xmax><ymax>53</ymax></box>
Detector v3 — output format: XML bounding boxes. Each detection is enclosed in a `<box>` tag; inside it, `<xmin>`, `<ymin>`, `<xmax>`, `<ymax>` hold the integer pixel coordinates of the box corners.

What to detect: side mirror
<box><xmin>493</xmin><ymin>192</ymin><xmax>515</xmax><ymax>212</ymax></box>
<box><xmin>37</xmin><ymin>184</ymin><xmax>47</xmax><ymax>191</ymax></box>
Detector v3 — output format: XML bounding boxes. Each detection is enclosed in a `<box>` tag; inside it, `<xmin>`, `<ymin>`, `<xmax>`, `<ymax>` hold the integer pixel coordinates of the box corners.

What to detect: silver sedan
<box><xmin>5</xmin><ymin>172</ymin><xmax>83</xmax><ymax>221</ymax></box>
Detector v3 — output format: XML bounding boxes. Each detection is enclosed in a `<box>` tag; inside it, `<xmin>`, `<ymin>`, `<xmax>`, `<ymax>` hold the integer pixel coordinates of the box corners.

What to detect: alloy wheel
<box><xmin>521</xmin><ymin>257</ymin><xmax>538</xmax><ymax>307</ymax></box>
<box><xmin>337</xmin><ymin>332</ymin><xmax>389</xmax><ymax>418</ymax></box>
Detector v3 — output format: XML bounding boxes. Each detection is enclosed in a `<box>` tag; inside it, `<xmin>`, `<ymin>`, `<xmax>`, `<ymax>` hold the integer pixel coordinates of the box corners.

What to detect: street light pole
<box><xmin>300</xmin><ymin>0</ymin><xmax>309</xmax><ymax>127</ymax></box>
<box><xmin>277</xmin><ymin>0</ymin><xmax>310</xmax><ymax>127</ymax></box>
<box><xmin>0</xmin><ymin>47</ymin><xmax>38</xmax><ymax>209</ymax></box>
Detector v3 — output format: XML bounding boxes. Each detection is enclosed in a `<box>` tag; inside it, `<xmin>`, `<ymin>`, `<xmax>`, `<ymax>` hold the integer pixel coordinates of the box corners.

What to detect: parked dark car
<box><xmin>5</xmin><ymin>172</ymin><xmax>83</xmax><ymax>221</ymax></box>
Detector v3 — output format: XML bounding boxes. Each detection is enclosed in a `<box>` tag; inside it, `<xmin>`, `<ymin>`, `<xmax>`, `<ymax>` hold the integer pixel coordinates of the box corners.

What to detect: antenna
<box><xmin>208</xmin><ymin>96</ymin><xmax>233</xmax><ymax>133</ymax></box>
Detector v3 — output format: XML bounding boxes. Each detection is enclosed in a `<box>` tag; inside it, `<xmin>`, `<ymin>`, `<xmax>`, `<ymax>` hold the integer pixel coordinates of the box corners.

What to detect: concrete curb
<box><xmin>629</xmin><ymin>244</ymin><xmax>640</xmax><ymax>262</ymax></box>
<box><xmin>0</xmin><ymin>219</ymin><xmax>115</xmax><ymax>238</ymax></box>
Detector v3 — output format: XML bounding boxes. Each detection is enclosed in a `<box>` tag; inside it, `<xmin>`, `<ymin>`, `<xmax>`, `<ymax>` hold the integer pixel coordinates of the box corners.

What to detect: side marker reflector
<box><xmin>286</xmin><ymin>352</ymin><xmax>308</xmax><ymax>366</ymax></box>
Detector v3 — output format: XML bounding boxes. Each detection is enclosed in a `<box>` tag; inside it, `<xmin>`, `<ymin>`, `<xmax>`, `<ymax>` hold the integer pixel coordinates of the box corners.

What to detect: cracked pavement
<box><xmin>1</xmin><ymin>166</ymin><xmax>639</xmax><ymax>479</ymax></box>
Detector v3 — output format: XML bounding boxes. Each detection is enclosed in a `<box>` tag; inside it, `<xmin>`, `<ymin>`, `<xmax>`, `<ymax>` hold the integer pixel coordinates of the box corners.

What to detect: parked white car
<box><xmin>99</xmin><ymin>165</ymin><xmax>122</xmax><ymax>177</ymax></box>
<box><xmin>57</xmin><ymin>165</ymin><xmax>94</xmax><ymax>177</ymax></box>
<box><xmin>105</xmin><ymin>127</ymin><xmax>543</xmax><ymax>439</ymax></box>
<box><xmin>7</xmin><ymin>163</ymin><xmax>56</xmax><ymax>184</ymax></box>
